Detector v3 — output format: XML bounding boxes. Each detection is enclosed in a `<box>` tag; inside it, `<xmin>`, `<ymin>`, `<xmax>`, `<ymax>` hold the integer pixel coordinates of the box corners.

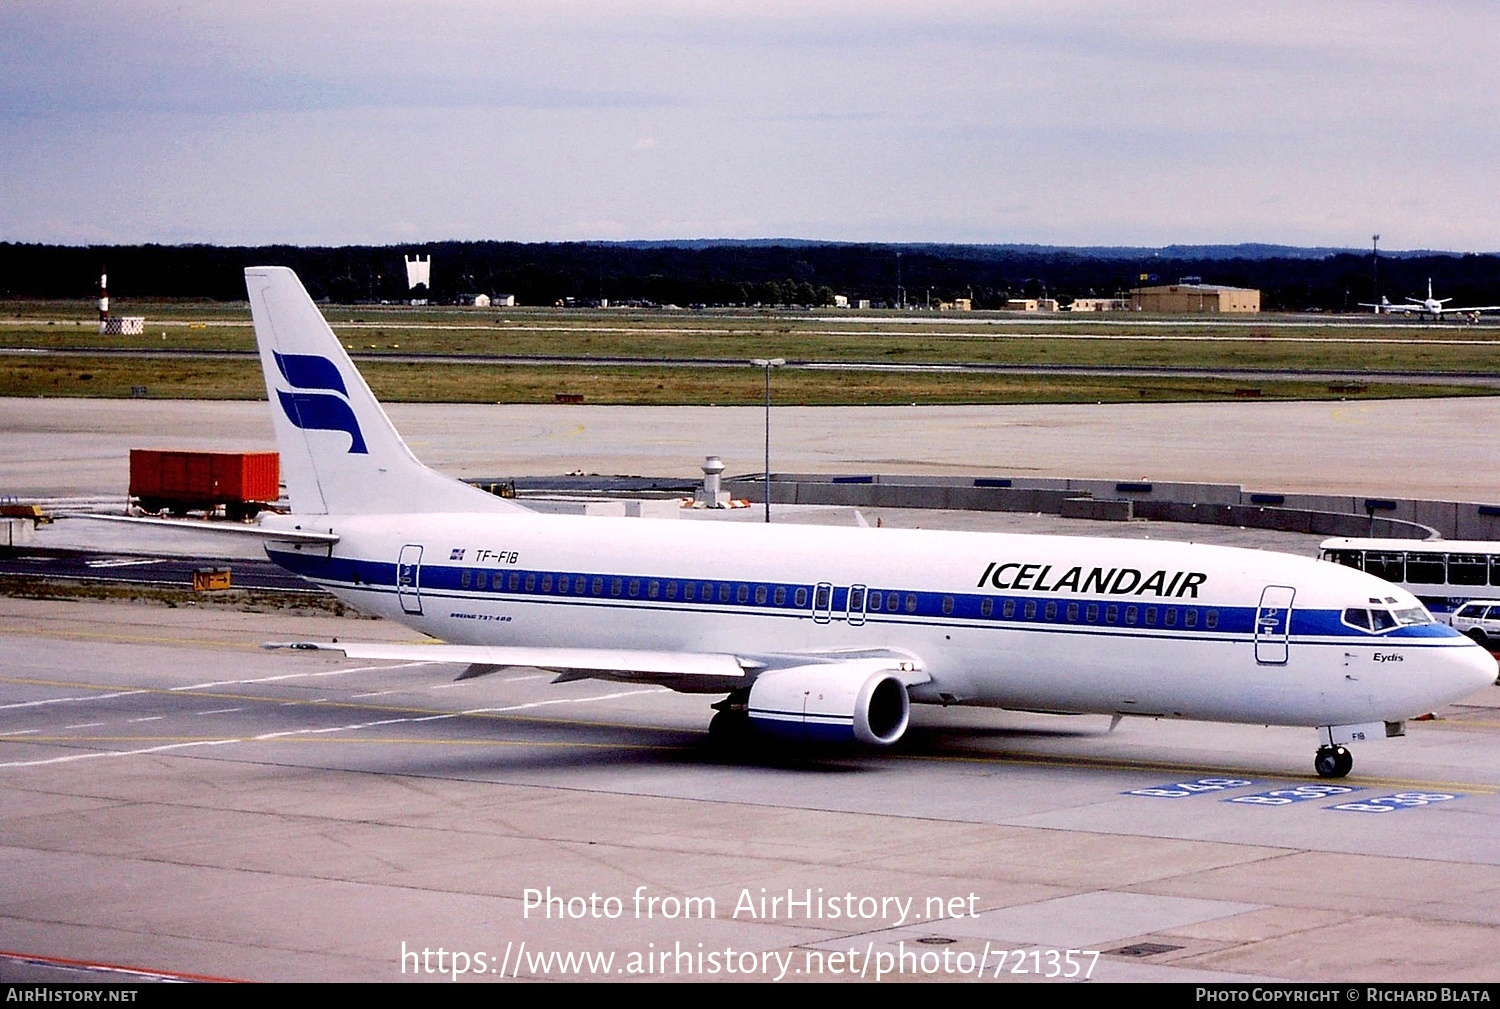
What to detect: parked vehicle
<box><xmin>1449</xmin><ymin>600</ymin><xmax>1500</xmax><ymax>646</ymax></box>
<box><xmin>129</xmin><ymin>450</ymin><xmax>280</xmax><ymax>519</ymax></box>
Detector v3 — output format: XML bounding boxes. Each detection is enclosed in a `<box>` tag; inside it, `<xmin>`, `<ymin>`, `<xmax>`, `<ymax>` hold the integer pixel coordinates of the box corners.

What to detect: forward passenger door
<box><xmin>1254</xmin><ymin>585</ymin><xmax>1295</xmax><ymax>664</ymax></box>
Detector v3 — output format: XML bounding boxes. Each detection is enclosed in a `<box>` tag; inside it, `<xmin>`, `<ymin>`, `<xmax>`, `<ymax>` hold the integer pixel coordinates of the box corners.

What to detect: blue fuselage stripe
<box><xmin>267</xmin><ymin>551</ymin><xmax>1462</xmax><ymax>646</ymax></box>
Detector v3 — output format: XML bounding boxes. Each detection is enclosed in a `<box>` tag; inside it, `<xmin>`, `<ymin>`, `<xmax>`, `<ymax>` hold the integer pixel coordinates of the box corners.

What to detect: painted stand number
<box><xmin>1227</xmin><ymin>785</ymin><xmax>1358</xmax><ymax>805</ymax></box>
<box><xmin>1330</xmin><ymin>792</ymin><xmax>1459</xmax><ymax>813</ymax></box>
<box><xmin>1125</xmin><ymin>778</ymin><xmax>1253</xmax><ymax>798</ymax></box>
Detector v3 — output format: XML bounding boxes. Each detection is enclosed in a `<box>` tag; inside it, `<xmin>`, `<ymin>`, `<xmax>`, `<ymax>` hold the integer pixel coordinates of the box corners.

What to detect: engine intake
<box><xmin>747</xmin><ymin>662</ymin><xmax>911</xmax><ymax>746</ymax></box>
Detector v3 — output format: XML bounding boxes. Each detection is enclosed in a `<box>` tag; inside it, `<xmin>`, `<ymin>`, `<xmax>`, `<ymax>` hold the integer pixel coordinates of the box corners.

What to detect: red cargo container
<box><xmin>129</xmin><ymin>450</ymin><xmax>280</xmax><ymax>519</ymax></box>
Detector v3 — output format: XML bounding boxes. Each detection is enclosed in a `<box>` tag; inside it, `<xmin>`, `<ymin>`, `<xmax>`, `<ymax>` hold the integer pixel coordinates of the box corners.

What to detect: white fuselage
<box><xmin>265</xmin><ymin>511</ymin><xmax>1496</xmax><ymax>729</ymax></box>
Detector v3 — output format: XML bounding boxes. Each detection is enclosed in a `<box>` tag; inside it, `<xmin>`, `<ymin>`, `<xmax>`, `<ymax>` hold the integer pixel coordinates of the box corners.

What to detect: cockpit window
<box><xmin>1343</xmin><ymin>605</ymin><xmax>1434</xmax><ymax>633</ymax></box>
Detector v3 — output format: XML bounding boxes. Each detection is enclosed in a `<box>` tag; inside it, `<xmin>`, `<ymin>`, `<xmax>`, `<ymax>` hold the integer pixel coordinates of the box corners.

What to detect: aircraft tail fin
<box><xmin>245</xmin><ymin>266</ymin><xmax>524</xmax><ymax>516</ymax></box>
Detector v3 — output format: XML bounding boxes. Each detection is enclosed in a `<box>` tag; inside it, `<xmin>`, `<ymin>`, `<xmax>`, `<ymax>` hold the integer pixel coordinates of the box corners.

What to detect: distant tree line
<box><xmin>2</xmin><ymin>240</ymin><xmax>1498</xmax><ymax>312</ymax></box>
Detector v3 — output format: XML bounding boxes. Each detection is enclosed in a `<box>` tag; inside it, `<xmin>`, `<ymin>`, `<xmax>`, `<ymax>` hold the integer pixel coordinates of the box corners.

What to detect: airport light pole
<box><xmin>751</xmin><ymin>358</ymin><xmax>784</xmax><ymax>523</ymax></box>
<box><xmin>1372</xmin><ymin>234</ymin><xmax>1381</xmax><ymax>305</ymax></box>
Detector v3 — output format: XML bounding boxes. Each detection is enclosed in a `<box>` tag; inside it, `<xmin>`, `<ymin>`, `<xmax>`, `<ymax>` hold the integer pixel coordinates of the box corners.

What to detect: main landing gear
<box><xmin>708</xmin><ymin>690</ymin><xmax>754</xmax><ymax>755</ymax></box>
<box><xmin>1314</xmin><ymin>744</ymin><xmax>1353</xmax><ymax>778</ymax></box>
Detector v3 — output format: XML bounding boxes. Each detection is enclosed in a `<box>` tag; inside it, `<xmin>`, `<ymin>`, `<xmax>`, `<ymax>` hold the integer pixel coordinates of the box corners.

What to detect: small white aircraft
<box><xmin>1360</xmin><ymin>278</ymin><xmax>1500</xmax><ymax>320</ymax></box>
<box><xmin>218</xmin><ymin>267</ymin><xmax>1494</xmax><ymax>778</ymax></box>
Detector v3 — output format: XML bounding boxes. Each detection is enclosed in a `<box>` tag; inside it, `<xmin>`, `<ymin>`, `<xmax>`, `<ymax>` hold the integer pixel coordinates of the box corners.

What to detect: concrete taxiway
<box><xmin>2</xmin><ymin>394</ymin><xmax>1499</xmax><ymax>503</ymax></box>
<box><xmin>4</xmin><ymin>394</ymin><xmax>1500</xmax><ymax>983</ymax></box>
<box><xmin>3</xmin><ymin>596</ymin><xmax>1499</xmax><ymax>983</ymax></box>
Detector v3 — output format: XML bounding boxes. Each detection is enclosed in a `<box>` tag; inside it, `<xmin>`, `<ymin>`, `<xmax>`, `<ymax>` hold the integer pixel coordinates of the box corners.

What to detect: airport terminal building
<box><xmin>1130</xmin><ymin>283</ymin><xmax>1260</xmax><ymax>313</ymax></box>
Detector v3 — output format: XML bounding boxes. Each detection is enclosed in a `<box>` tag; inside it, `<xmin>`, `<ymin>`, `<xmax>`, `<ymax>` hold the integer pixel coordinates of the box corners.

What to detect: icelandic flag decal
<box><xmin>450</xmin><ymin>548</ymin><xmax>465</xmax><ymax>560</ymax></box>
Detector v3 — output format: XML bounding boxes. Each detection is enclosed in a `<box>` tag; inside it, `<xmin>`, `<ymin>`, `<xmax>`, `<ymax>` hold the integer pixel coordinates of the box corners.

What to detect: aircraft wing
<box><xmin>264</xmin><ymin>640</ymin><xmax>928</xmax><ymax>693</ymax></box>
<box><xmin>1445</xmin><ymin>305</ymin><xmax>1500</xmax><ymax>314</ymax></box>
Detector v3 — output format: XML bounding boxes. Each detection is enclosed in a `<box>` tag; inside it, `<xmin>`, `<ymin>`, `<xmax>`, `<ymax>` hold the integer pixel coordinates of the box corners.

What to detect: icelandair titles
<box><xmin>978</xmin><ymin>561</ymin><xmax>1207</xmax><ymax>599</ymax></box>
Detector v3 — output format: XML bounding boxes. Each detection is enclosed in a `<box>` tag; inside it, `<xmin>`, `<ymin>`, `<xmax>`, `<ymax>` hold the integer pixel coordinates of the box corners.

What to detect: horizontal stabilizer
<box><xmin>62</xmin><ymin>513</ymin><xmax>339</xmax><ymax>544</ymax></box>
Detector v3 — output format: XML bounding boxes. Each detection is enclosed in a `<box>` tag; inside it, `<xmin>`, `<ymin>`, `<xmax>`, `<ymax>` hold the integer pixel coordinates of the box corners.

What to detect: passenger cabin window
<box><xmin>980</xmin><ymin>598</ymin><xmax>993</xmax><ymax>617</ymax></box>
<box><xmin>904</xmin><ymin>594</ymin><xmax>917</xmax><ymax>614</ymax></box>
<box><xmin>1449</xmin><ymin>554</ymin><xmax>1487</xmax><ymax>586</ymax></box>
<box><xmin>1364</xmin><ymin>552</ymin><xmax>1404</xmax><ymax>582</ymax></box>
<box><xmin>1405</xmin><ymin>554</ymin><xmax>1445</xmax><ymax>584</ymax></box>
<box><xmin>1326</xmin><ymin>550</ymin><xmax>1364</xmax><ymax>571</ymax></box>
<box><xmin>794</xmin><ymin>587</ymin><xmax>808</xmax><ymax>607</ymax></box>
<box><xmin>849</xmin><ymin>587</ymin><xmax>864</xmax><ymax>611</ymax></box>
<box><xmin>1043</xmin><ymin>601</ymin><xmax>1055</xmax><ymax>620</ymax></box>
<box><xmin>774</xmin><ymin>586</ymin><xmax>787</xmax><ymax>606</ymax></box>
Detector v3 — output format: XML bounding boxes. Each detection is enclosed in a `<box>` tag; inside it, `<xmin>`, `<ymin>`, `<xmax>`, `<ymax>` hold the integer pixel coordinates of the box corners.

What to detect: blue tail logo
<box><xmin>273</xmin><ymin>351</ymin><xmax>368</xmax><ymax>454</ymax></box>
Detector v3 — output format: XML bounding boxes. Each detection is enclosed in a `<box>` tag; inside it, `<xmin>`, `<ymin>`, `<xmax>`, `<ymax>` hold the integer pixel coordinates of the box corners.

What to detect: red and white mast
<box><xmin>98</xmin><ymin>269</ymin><xmax>109</xmax><ymax>334</ymax></box>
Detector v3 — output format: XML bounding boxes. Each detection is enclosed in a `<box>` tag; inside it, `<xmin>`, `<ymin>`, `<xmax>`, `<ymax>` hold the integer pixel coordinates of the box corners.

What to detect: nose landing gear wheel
<box><xmin>1314</xmin><ymin>744</ymin><xmax>1353</xmax><ymax>778</ymax></box>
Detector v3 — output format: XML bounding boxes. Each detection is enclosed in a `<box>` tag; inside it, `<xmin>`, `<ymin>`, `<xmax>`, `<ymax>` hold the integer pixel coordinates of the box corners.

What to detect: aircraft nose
<box><xmin>1451</xmin><ymin>640</ymin><xmax>1499</xmax><ymax>697</ymax></box>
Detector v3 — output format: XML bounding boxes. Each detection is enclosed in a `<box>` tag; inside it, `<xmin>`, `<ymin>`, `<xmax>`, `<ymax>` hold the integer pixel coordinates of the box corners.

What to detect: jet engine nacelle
<box><xmin>747</xmin><ymin>662</ymin><xmax>911</xmax><ymax>746</ymax></box>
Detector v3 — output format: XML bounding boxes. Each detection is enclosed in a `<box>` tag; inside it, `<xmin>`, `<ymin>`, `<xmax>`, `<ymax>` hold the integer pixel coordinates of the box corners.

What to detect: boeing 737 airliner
<box><xmin>238</xmin><ymin>267</ymin><xmax>1493</xmax><ymax>778</ymax></box>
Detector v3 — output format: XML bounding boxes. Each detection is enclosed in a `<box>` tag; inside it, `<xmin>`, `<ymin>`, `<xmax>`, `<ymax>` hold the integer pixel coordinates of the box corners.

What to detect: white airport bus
<box><xmin>1319</xmin><ymin>537</ymin><xmax>1500</xmax><ymax>622</ymax></box>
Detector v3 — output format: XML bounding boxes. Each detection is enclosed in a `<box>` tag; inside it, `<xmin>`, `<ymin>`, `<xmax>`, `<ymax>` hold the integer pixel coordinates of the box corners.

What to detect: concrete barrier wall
<box><xmin>1131</xmin><ymin>501</ymin><xmax>1433</xmax><ymax>539</ymax></box>
<box><xmin>730</xmin><ymin>474</ymin><xmax>1459</xmax><ymax>539</ymax></box>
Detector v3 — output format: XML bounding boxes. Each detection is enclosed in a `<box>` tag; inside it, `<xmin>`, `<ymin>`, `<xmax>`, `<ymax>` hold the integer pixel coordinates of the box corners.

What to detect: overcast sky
<box><xmin>4</xmin><ymin>1</ymin><xmax>1497</xmax><ymax>250</ymax></box>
